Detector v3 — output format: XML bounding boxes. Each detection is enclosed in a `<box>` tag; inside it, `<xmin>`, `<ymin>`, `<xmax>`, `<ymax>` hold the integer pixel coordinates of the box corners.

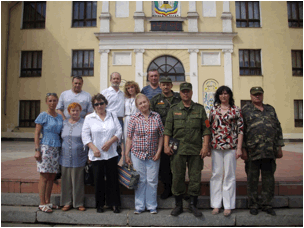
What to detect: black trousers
<box><xmin>159</xmin><ymin>148</ymin><xmax>172</xmax><ymax>186</ymax></box>
<box><xmin>92</xmin><ymin>156</ymin><xmax>121</xmax><ymax>208</ymax></box>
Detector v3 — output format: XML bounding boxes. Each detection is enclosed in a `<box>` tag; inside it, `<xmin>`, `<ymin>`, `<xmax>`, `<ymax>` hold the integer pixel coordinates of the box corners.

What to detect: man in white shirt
<box><xmin>56</xmin><ymin>76</ymin><xmax>93</xmax><ymax>120</ymax></box>
<box><xmin>101</xmin><ymin>72</ymin><xmax>125</xmax><ymax>128</ymax></box>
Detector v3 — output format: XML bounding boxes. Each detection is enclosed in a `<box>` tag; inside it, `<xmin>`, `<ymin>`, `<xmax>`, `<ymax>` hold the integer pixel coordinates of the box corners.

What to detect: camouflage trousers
<box><xmin>245</xmin><ymin>159</ymin><xmax>276</xmax><ymax>209</ymax></box>
<box><xmin>170</xmin><ymin>154</ymin><xmax>204</xmax><ymax>196</ymax></box>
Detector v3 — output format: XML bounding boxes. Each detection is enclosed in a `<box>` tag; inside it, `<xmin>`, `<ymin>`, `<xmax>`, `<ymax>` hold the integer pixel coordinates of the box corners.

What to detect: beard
<box><xmin>111</xmin><ymin>83</ymin><xmax>120</xmax><ymax>87</ymax></box>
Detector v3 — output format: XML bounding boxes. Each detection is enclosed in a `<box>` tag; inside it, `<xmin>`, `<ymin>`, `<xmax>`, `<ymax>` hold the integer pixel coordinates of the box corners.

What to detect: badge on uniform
<box><xmin>205</xmin><ymin>120</ymin><xmax>210</xmax><ymax>128</ymax></box>
<box><xmin>158</xmin><ymin>100</ymin><xmax>165</xmax><ymax>105</ymax></box>
<box><xmin>174</xmin><ymin>112</ymin><xmax>182</xmax><ymax>115</ymax></box>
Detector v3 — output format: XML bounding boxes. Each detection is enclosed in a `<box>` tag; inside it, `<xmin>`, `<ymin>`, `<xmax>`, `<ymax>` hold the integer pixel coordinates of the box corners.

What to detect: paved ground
<box><xmin>1</xmin><ymin>141</ymin><xmax>303</xmax><ymax>182</ymax></box>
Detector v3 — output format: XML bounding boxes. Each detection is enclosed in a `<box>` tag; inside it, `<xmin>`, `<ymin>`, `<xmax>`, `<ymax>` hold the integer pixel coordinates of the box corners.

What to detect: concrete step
<box><xmin>1</xmin><ymin>193</ymin><xmax>303</xmax><ymax>209</ymax></box>
<box><xmin>1</xmin><ymin>206</ymin><xmax>303</xmax><ymax>226</ymax></box>
<box><xmin>2</xmin><ymin>179</ymin><xmax>303</xmax><ymax>196</ymax></box>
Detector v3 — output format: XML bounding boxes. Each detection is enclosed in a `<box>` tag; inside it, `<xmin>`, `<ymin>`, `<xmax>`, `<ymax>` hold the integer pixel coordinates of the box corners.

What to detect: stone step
<box><xmin>2</xmin><ymin>179</ymin><xmax>303</xmax><ymax>196</ymax></box>
<box><xmin>1</xmin><ymin>193</ymin><xmax>303</xmax><ymax>209</ymax></box>
<box><xmin>1</xmin><ymin>206</ymin><xmax>303</xmax><ymax>226</ymax></box>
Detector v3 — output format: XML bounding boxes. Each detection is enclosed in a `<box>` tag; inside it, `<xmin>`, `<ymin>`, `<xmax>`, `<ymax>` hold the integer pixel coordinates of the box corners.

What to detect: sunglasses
<box><xmin>94</xmin><ymin>102</ymin><xmax>105</xmax><ymax>107</ymax></box>
<box><xmin>46</xmin><ymin>93</ymin><xmax>57</xmax><ymax>96</ymax></box>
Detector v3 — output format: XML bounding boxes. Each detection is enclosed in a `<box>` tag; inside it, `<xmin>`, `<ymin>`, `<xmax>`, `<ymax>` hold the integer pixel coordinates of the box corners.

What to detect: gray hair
<box><xmin>110</xmin><ymin>72</ymin><xmax>121</xmax><ymax>80</ymax></box>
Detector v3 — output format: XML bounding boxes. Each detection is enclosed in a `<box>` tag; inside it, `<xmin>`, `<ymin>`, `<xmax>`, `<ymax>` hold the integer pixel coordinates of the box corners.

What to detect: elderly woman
<box><xmin>209</xmin><ymin>86</ymin><xmax>244</xmax><ymax>217</ymax></box>
<box><xmin>60</xmin><ymin>102</ymin><xmax>87</xmax><ymax>211</ymax></box>
<box><xmin>125</xmin><ymin>93</ymin><xmax>164</xmax><ymax>214</ymax></box>
<box><xmin>82</xmin><ymin>93</ymin><xmax>122</xmax><ymax>213</ymax></box>
<box><xmin>34</xmin><ymin>93</ymin><xmax>63</xmax><ymax>213</ymax></box>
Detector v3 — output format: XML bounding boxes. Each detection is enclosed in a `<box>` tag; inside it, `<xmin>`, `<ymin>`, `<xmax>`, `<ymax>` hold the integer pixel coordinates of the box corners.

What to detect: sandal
<box><xmin>78</xmin><ymin>206</ymin><xmax>86</xmax><ymax>211</ymax></box>
<box><xmin>38</xmin><ymin>205</ymin><xmax>52</xmax><ymax>213</ymax></box>
<box><xmin>224</xmin><ymin>209</ymin><xmax>232</xmax><ymax>217</ymax></box>
<box><xmin>212</xmin><ymin>208</ymin><xmax>220</xmax><ymax>215</ymax></box>
<box><xmin>47</xmin><ymin>203</ymin><xmax>60</xmax><ymax>209</ymax></box>
<box><xmin>62</xmin><ymin>205</ymin><xmax>72</xmax><ymax>211</ymax></box>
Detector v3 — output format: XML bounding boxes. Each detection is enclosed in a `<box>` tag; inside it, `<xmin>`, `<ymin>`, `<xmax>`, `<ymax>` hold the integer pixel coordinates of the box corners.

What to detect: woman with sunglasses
<box><xmin>82</xmin><ymin>93</ymin><xmax>122</xmax><ymax>213</ymax></box>
<box><xmin>34</xmin><ymin>93</ymin><xmax>63</xmax><ymax>213</ymax></box>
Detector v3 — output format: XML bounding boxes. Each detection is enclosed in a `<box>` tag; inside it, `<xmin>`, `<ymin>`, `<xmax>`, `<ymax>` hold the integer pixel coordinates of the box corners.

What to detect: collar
<box><xmin>70</xmin><ymin>89</ymin><xmax>82</xmax><ymax>95</ymax></box>
<box><xmin>161</xmin><ymin>90</ymin><xmax>175</xmax><ymax>99</ymax></box>
<box><xmin>91</xmin><ymin>111</ymin><xmax>110</xmax><ymax>120</ymax></box>
<box><xmin>178</xmin><ymin>101</ymin><xmax>194</xmax><ymax>110</ymax></box>
<box><xmin>109</xmin><ymin>86</ymin><xmax>122</xmax><ymax>94</ymax></box>
<box><xmin>135</xmin><ymin>110</ymin><xmax>154</xmax><ymax>118</ymax></box>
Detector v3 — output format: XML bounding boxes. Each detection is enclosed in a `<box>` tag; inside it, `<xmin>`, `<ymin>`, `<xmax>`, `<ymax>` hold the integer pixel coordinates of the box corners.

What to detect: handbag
<box><xmin>118</xmin><ymin>163</ymin><xmax>140</xmax><ymax>190</ymax></box>
<box><xmin>84</xmin><ymin>163</ymin><xmax>94</xmax><ymax>186</ymax></box>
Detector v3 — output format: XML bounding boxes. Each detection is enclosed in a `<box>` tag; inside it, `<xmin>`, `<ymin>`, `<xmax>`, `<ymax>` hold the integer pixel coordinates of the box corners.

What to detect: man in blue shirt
<box><xmin>141</xmin><ymin>69</ymin><xmax>162</xmax><ymax>100</ymax></box>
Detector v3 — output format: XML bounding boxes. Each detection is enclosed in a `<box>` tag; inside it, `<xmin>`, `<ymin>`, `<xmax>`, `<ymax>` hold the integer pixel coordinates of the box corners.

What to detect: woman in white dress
<box><xmin>123</xmin><ymin>81</ymin><xmax>140</xmax><ymax>144</ymax></box>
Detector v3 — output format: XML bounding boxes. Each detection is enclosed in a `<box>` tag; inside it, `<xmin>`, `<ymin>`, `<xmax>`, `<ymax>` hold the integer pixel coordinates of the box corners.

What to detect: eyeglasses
<box><xmin>94</xmin><ymin>102</ymin><xmax>105</xmax><ymax>107</ymax></box>
<box><xmin>46</xmin><ymin>93</ymin><xmax>57</xmax><ymax>96</ymax></box>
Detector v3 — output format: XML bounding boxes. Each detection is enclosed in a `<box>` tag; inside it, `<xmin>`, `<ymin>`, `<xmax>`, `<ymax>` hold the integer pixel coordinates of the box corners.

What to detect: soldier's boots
<box><xmin>189</xmin><ymin>196</ymin><xmax>202</xmax><ymax>217</ymax></box>
<box><xmin>171</xmin><ymin>195</ymin><xmax>183</xmax><ymax>216</ymax></box>
<box><xmin>262</xmin><ymin>208</ymin><xmax>276</xmax><ymax>216</ymax></box>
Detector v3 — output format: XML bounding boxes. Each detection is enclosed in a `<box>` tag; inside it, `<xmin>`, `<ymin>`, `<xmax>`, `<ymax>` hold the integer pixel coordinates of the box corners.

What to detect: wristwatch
<box><xmin>35</xmin><ymin>148</ymin><xmax>39</xmax><ymax>152</ymax></box>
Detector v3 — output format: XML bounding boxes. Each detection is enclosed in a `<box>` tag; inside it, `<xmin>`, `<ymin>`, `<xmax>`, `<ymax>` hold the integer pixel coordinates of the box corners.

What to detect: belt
<box><xmin>118</xmin><ymin>117</ymin><xmax>124</xmax><ymax>120</ymax></box>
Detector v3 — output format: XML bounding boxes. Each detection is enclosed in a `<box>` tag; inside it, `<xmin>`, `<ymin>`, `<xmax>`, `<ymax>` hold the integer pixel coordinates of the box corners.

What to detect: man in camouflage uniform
<box><xmin>242</xmin><ymin>87</ymin><xmax>284</xmax><ymax>216</ymax></box>
<box><xmin>164</xmin><ymin>82</ymin><xmax>211</xmax><ymax>217</ymax></box>
<box><xmin>150</xmin><ymin>77</ymin><xmax>181</xmax><ymax>199</ymax></box>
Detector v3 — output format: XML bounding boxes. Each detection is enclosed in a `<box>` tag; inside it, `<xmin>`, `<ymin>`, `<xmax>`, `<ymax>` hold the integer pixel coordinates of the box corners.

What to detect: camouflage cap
<box><xmin>250</xmin><ymin>86</ymin><xmax>264</xmax><ymax>95</ymax></box>
<box><xmin>159</xmin><ymin>77</ymin><xmax>172</xmax><ymax>83</ymax></box>
<box><xmin>180</xmin><ymin>82</ymin><xmax>192</xmax><ymax>91</ymax></box>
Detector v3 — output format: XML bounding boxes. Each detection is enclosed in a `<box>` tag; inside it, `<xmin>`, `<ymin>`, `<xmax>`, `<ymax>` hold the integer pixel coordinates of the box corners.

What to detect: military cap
<box><xmin>180</xmin><ymin>82</ymin><xmax>192</xmax><ymax>91</ymax></box>
<box><xmin>250</xmin><ymin>86</ymin><xmax>264</xmax><ymax>95</ymax></box>
<box><xmin>160</xmin><ymin>77</ymin><xmax>172</xmax><ymax>83</ymax></box>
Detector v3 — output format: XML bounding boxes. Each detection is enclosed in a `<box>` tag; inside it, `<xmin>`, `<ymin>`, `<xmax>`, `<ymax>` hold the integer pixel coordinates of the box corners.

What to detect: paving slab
<box><xmin>128</xmin><ymin>209</ymin><xmax>235</xmax><ymax>227</ymax></box>
<box><xmin>37</xmin><ymin>208</ymin><xmax>128</xmax><ymax>226</ymax></box>
<box><xmin>1</xmin><ymin>206</ymin><xmax>37</xmax><ymax>223</ymax></box>
<box><xmin>1</xmin><ymin>223</ymin><xmax>51</xmax><ymax>227</ymax></box>
<box><xmin>288</xmin><ymin>196</ymin><xmax>303</xmax><ymax>208</ymax></box>
<box><xmin>235</xmin><ymin>208</ymin><xmax>303</xmax><ymax>226</ymax></box>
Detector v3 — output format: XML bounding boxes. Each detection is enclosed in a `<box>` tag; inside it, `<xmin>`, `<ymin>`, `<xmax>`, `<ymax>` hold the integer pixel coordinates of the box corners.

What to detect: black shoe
<box><xmin>263</xmin><ymin>208</ymin><xmax>276</xmax><ymax>216</ymax></box>
<box><xmin>113</xmin><ymin>206</ymin><xmax>120</xmax><ymax>213</ymax></box>
<box><xmin>189</xmin><ymin>196</ymin><xmax>202</xmax><ymax>217</ymax></box>
<box><xmin>97</xmin><ymin>207</ymin><xmax>104</xmax><ymax>213</ymax></box>
<box><xmin>250</xmin><ymin>208</ymin><xmax>258</xmax><ymax>215</ymax></box>
<box><xmin>171</xmin><ymin>195</ymin><xmax>183</xmax><ymax>216</ymax></box>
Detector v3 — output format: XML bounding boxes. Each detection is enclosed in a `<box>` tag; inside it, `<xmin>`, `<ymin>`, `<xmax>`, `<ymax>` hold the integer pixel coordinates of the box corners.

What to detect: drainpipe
<box><xmin>4</xmin><ymin>1</ymin><xmax>20</xmax><ymax>115</ymax></box>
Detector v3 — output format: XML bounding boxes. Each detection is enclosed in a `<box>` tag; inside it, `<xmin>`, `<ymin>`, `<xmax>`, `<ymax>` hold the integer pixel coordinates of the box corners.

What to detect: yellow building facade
<box><xmin>1</xmin><ymin>1</ymin><xmax>303</xmax><ymax>139</ymax></box>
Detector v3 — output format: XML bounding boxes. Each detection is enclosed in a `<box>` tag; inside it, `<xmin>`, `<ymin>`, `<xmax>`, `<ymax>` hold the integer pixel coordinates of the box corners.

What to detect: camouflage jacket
<box><xmin>150</xmin><ymin>91</ymin><xmax>181</xmax><ymax>126</ymax></box>
<box><xmin>242</xmin><ymin>103</ymin><xmax>284</xmax><ymax>161</ymax></box>
<box><xmin>164</xmin><ymin>101</ymin><xmax>211</xmax><ymax>155</ymax></box>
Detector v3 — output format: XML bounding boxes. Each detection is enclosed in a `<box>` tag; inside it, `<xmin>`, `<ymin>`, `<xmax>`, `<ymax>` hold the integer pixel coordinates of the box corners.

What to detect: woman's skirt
<box><xmin>37</xmin><ymin>144</ymin><xmax>60</xmax><ymax>173</ymax></box>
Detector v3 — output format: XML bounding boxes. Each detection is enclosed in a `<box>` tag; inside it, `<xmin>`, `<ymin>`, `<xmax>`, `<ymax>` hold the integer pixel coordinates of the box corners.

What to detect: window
<box><xmin>292</xmin><ymin>50</ymin><xmax>303</xmax><ymax>76</ymax></box>
<box><xmin>72</xmin><ymin>1</ymin><xmax>97</xmax><ymax>27</ymax></box>
<box><xmin>23</xmin><ymin>2</ymin><xmax>46</xmax><ymax>29</ymax></box>
<box><xmin>19</xmin><ymin>100</ymin><xmax>40</xmax><ymax>127</ymax></box>
<box><xmin>21</xmin><ymin>51</ymin><xmax>42</xmax><ymax>77</ymax></box>
<box><xmin>287</xmin><ymin>1</ymin><xmax>303</xmax><ymax>28</ymax></box>
<box><xmin>147</xmin><ymin>55</ymin><xmax>185</xmax><ymax>82</ymax></box>
<box><xmin>239</xmin><ymin>49</ymin><xmax>262</xmax><ymax>75</ymax></box>
<box><xmin>294</xmin><ymin>100</ymin><xmax>303</xmax><ymax>127</ymax></box>
<box><xmin>235</xmin><ymin>1</ymin><xmax>260</xmax><ymax>28</ymax></box>
<box><xmin>241</xmin><ymin>100</ymin><xmax>252</xmax><ymax>108</ymax></box>
<box><xmin>72</xmin><ymin>50</ymin><xmax>94</xmax><ymax>76</ymax></box>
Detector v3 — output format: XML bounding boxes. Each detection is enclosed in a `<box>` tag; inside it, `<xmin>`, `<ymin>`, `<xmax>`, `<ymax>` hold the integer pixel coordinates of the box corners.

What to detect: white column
<box><xmin>99</xmin><ymin>49</ymin><xmax>110</xmax><ymax>92</ymax></box>
<box><xmin>100</xmin><ymin>1</ymin><xmax>110</xmax><ymax>33</ymax></box>
<box><xmin>188</xmin><ymin>49</ymin><xmax>199</xmax><ymax>103</ymax></box>
<box><xmin>134</xmin><ymin>1</ymin><xmax>145</xmax><ymax>32</ymax></box>
<box><xmin>221</xmin><ymin>1</ymin><xmax>232</xmax><ymax>32</ymax></box>
<box><xmin>134</xmin><ymin>49</ymin><xmax>145</xmax><ymax>89</ymax></box>
<box><xmin>187</xmin><ymin>1</ymin><xmax>199</xmax><ymax>32</ymax></box>
<box><xmin>222</xmin><ymin>49</ymin><xmax>233</xmax><ymax>90</ymax></box>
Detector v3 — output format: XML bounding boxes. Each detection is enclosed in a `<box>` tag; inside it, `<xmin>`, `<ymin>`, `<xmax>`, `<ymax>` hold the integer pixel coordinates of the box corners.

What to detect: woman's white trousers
<box><xmin>210</xmin><ymin>149</ymin><xmax>236</xmax><ymax>209</ymax></box>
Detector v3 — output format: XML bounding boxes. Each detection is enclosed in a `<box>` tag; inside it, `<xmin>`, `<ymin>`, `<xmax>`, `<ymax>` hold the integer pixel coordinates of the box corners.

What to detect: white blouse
<box><xmin>124</xmin><ymin>97</ymin><xmax>138</xmax><ymax>116</ymax></box>
<box><xmin>82</xmin><ymin>111</ymin><xmax>122</xmax><ymax>161</ymax></box>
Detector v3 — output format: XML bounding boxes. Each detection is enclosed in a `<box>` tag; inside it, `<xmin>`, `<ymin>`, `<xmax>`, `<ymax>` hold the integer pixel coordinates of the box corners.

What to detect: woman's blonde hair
<box><xmin>67</xmin><ymin>102</ymin><xmax>82</xmax><ymax>113</ymax></box>
<box><xmin>135</xmin><ymin>93</ymin><xmax>150</xmax><ymax>109</ymax></box>
<box><xmin>124</xmin><ymin>81</ymin><xmax>140</xmax><ymax>98</ymax></box>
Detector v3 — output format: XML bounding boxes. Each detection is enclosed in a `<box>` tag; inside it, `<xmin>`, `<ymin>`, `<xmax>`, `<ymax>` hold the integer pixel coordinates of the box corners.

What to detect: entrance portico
<box><xmin>95</xmin><ymin>32</ymin><xmax>237</xmax><ymax>102</ymax></box>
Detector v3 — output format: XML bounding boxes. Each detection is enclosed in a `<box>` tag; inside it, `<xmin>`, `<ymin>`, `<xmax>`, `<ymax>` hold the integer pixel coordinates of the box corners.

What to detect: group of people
<box><xmin>34</xmin><ymin>69</ymin><xmax>284</xmax><ymax>218</ymax></box>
